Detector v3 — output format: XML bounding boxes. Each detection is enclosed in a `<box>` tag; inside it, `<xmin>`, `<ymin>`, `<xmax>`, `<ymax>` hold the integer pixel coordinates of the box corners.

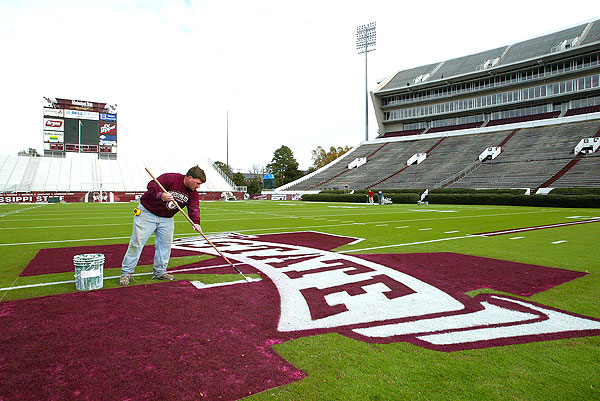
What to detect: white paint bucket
<box><xmin>74</xmin><ymin>253</ymin><xmax>105</xmax><ymax>291</ymax></box>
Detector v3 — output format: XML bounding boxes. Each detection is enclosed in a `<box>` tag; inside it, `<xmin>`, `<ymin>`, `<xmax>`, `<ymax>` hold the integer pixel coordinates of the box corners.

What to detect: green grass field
<box><xmin>1</xmin><ymin>200</ymin><xmax>599</xmax><ymax>400</ymax></box>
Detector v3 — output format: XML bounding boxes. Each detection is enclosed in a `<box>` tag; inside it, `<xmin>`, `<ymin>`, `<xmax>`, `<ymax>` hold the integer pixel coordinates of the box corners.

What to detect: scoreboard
<box><xmin>43</xmin><ymin>97</ymin><xmax>117</xmax><ymax>159</ymax></box>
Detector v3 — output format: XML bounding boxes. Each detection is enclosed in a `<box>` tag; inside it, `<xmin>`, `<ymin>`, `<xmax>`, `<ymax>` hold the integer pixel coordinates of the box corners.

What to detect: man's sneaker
<box><xmin>152</xmin><ymin>273</ymin><xmax>174</xmax><ymax>281</ymax></box>
<box><xmin>119</xmin><ymin>274</ymin><xmax>132</xmax><ymax>286</ymax></box>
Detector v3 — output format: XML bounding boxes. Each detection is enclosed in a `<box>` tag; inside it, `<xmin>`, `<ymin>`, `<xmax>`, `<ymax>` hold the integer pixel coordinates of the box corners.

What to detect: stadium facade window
<box><xmin>489</xmin><ymin>104</ymin><xmax>547</xmax><ymax>120</ymax></box>
<box><xmin>383</xmin><ymin>73</ymin><xmax>600</xmax><ymax>123</ymax></box>
<box><xmin>381</xmin><ymin>52</ymin><xmax>600</xmax><ymax>108</ymax></box>
<box><xmin>571</xmin><ymin>95</ymin><xmax>600</xmax><ymax>108</ymax></box>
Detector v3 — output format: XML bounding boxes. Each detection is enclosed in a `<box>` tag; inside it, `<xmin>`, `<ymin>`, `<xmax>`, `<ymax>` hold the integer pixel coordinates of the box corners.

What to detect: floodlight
<box><xmin>356</xmin><ymin>22</ymin><xmax>376</xmax><ymax>141</ymax></box>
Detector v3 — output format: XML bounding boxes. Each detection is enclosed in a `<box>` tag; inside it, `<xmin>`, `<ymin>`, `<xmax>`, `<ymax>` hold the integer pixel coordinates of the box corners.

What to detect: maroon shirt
<box><xmin>140</xmin><ymin>173</ymin><xmax>200</xmax><ymax>224</ymax></box>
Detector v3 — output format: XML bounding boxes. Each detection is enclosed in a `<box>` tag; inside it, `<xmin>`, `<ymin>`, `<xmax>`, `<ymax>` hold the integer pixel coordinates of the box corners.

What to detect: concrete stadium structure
<box><xmin>283</xmin><ymin>19</ymin><xmax>600</xmax><ymax>192</ymax></box>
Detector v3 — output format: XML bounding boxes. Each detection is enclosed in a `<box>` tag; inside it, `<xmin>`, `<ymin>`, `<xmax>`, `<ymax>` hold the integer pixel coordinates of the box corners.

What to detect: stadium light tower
<box><xmin>356</xmin><ymin>22</ymin><xmax>376</xmax><ymax>142</ymax></box>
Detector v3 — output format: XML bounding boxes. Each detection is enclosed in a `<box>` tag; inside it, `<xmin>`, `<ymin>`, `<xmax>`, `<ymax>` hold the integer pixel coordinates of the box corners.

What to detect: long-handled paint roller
<box><xmin>145</xmin><ymin>167</ymin><xmax>253</xmax><ymax>282</ymax></box>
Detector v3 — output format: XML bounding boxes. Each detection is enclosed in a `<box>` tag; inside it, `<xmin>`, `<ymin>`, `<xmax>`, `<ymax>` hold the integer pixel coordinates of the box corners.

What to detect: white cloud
<box><xmin>0</xmin><ymin>0</ymin><xmax>598</xmax><ymax>171</ymax></box>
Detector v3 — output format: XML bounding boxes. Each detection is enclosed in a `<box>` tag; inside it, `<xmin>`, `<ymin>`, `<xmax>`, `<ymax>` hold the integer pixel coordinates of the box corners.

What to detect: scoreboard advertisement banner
<box><xmin>64</xmin><ymin>109</ymin><xmax>99</xmax><ymax>120</ymax></box>
<box><xmin>43</xmin><ymin>97</ymin><xmax>117</xmax><ymax>155</ymax></box>
<box><xmin>100</xmin><ymin>113</ymin><xmax>117</xmax><ymax>121</ymax></box>
<box><xmin>43</xmin><ymin>108</ymin><xmax>64</xmax><ymax>117</ymax></box>
<box><xmin>99</xmin><ymin>122</ymin><xmax>117</xmax><ymax>146</ymax></box>
<box><xmin>99</xmin><ymin>122</ymin><xmax>117</xmax><ymax>136</ymax></box>
<box><xmin>43</xmin><ymin>118</ymin><xmax>64</xmax><ymax>131</ymax></box>
<box><xmin>44</xmin><ymin>132</ymin><xmax>63</xmax><ymax>143</ymax></box>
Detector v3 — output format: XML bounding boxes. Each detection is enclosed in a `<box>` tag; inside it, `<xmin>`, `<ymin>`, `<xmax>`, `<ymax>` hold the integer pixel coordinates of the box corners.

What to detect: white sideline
<box><xmin>0</xmin><ymin>262</ymin><xmax>251</xmax><ymax>292</ymax></box>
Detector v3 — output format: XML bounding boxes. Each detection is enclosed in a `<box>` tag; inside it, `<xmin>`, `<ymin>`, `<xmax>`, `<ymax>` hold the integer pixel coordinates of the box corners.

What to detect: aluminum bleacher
<box><xmin>283</xmin><ymin>117</ymin><xmax>600</xmax><ymax>192</ymax></box>
<box><xmin>486</xmin><ymin>111</ymin><xmax>560</xmax><ymax>127</ymax></box>
<box><xmin>564</xmin><ymin>105</ymin><xmax>600</xmax><ymax>117</ymax></box>
<box><xmin>288</xmin><ymin>144</ymin><xmax>373</xmax><ymax>190</ymax></box>
<box><xmin>0</xmin><ymin>156</ymin><xmax>235</xmax><ymax>193</ymax></box>
<box><xmin>384</xmin><ymin>130</ymin><xmax>510</xmax><ymax>189</ymax></box>
<box><xmin>380</xmin><ymin>129</ymin><xmax>424</xmax><ymax>138</ymax></box>
<box><xmin>3</xmin><ymin>157</ymin><xmax>29</xmax><ymax>193</ymax></box>
<box><xmin>551</xmin><ymin>152</ymin><xmax>600</xmax><ymax>187</ymax></box>
<box><xmin>427</xmin><ymin>122</ymin><xmax>483</xmax><ymax>134</ymax></box>
<box><xmin>340</xmin><ymin>139</ymin><xmax>438</xmax><ymax>189</ymax></box>
<box><xmin>450</xmin><ymin>120</ymin><xmax>600</xmax><ymax>189</ymax></box>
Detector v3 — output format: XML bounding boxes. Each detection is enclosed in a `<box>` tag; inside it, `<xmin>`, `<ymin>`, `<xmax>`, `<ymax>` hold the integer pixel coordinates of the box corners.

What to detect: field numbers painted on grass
<box><xmin>172</xmin><ymin>231</ymin><xmax>600</xmax><ymax>352</ymax></box>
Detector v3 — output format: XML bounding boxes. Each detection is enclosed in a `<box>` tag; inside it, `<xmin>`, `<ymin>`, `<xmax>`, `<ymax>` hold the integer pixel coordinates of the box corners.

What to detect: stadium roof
<box><xmin>377</xmin><ymin>19</ymin><xmax>600</xmax><ymax>94</ymax></box>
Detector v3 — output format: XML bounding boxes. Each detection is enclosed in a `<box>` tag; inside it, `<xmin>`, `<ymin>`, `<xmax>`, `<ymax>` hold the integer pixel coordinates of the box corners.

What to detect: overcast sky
<box><xmin>1</xmin><ymin>0</ymin><xmax>598</xmax><ymax>171</ymax></box>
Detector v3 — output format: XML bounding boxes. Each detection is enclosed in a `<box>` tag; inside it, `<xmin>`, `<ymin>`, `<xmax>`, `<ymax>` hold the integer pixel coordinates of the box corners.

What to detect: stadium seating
<box><xmin>564</xmin><ymin>105</ymin><xmax>600</xmax><ymax>117</ymax></box>
<box><xmin>0</xmin><ymin>157</ymin><xmax>235</xmax><ymax>193</ymax></box>
<box><xmin>383</xmin><ymin>130</ymin><xmax>510</xmax><ymax>189</ymax></box>
<box><xmin>380</xmin><ymin>129</ymin><xmax>424</xmax><ymax>138</ymax></box>
<box><xmin>551</xmin><ymin>152</ymin><xmax>600</xmax><ymax>187</ymax></box>
<box><xmin>284</xmin><ymin>119</ymin><xmax>600</xmax><ymax>192</ymax></box>
<box><xmin>450</xmin><ymin>121</ymin><xmax>599</xmax><ymax>189</ymax></box>
<box><xmin>427</xmin><ymin>122</ymin><xmax>483</xmax><ymax>133</ymax></box>
<box><xmin>486</xmin><ymin>111</ymin><xmax>560</xmax><ymax>127</ymax></box>
<box><xmin>291</xmin><ymin>143</ymin><xmax>384</xmax><ymax>190</ymax></box>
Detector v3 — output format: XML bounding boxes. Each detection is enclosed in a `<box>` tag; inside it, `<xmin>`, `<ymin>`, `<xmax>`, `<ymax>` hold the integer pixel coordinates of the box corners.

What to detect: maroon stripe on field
<box><xmin>473</xmin><ymin>218</ymin><xmax>600</xmax><ymax>237</ymax></box>
<box><xmin>249</xmin><ymin>231</ymin><xmax>359</xmax><ymax>251</ymax></box>
<box><xmin>20</xmin><ymin>244</ymin><xmax>202</xmax><ymax>276</ymax></box>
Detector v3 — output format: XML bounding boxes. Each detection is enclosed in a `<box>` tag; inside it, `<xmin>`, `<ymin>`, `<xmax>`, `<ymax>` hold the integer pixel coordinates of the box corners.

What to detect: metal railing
<box><xmin>434</xmin><ymin>159</ymin><xmax>482</xmax><ymax>188</ymax></box>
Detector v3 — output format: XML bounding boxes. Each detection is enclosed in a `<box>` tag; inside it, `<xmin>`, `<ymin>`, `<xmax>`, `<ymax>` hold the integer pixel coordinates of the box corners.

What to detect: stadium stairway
<box><xmin>444</xmin><ymin>129</ymin><xmax>518</xmax><ymax>188</ymax></box>
<box><xmin>364</xmin><ymin>137</ymin><xmax>447</xmax><ymax>189</ymax></box>
<box><xmin>307</xmin><ymin>143</ymin><xmax>389</xmax><ymax>190</ymax></box>
<box><xmin>537</xmin><ymin>154</ymin><xmax>584</xmax><ymax>190</ymax></box>
<box><xmin>538</xmin><ymin>126</ymin><xmax>600</xmax><ymax>190</ymax></box>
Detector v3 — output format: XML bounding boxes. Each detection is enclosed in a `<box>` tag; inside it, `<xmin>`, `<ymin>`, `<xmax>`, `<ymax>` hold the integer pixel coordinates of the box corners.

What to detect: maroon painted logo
<box><xmin>2</xmin><ymin>231</ymin><xmax>599</xmax><ymax>400</ymax></box>
<box><xmin>173</xmin><ymin>231</ymin><xmax>600</xmax><ymax>352</ymax></box>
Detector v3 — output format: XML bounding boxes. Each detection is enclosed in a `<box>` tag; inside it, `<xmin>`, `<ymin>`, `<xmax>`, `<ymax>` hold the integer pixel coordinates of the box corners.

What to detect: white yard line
<box><xmin>342</xmin><ymin>235</ymin><xmax>480</xmax><ymax>253</ymax></box>
<box><xmin>190</xmin><ymin>278</ymin><xmax>261</xmax><ymax>289</ymax></box>
<box><xmin>0</xmin><ymin>204</ymin><xmax>47</xmax><ymax>218</ymax></box>
<box><xmin>0</xmin><ymin>262</ymin><xmax>247</xmax><ymax>292</ymax></box>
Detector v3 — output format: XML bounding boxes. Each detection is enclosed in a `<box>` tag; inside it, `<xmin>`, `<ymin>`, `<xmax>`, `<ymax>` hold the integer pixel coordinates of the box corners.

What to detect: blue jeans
<box><xmin>121</xmin><ymin>204</ymin><xmax>174</xmax><ymax>276</ymax></box>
